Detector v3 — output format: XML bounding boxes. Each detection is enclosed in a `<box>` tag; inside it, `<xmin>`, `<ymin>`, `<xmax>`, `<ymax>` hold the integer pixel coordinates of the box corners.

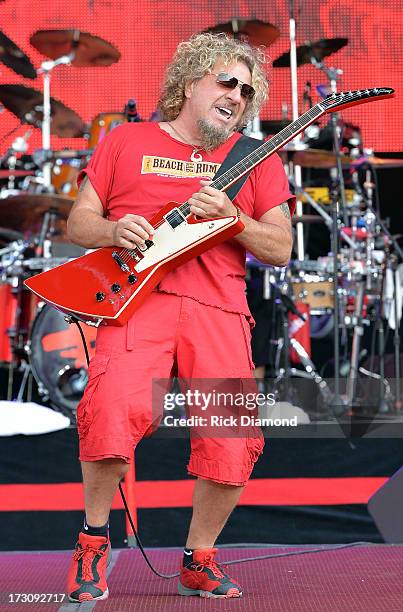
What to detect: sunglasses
<box><xmin>211</xmin><ymin>72</ymin><xmax>255</xmax><ymax>100</ymax></box>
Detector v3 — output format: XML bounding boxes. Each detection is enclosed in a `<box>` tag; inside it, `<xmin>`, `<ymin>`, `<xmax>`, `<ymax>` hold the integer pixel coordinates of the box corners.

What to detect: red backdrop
<box><xmin>0</xmin><ymin>0</ymin><xmax>401</xmax><ymax>154</ymax></box>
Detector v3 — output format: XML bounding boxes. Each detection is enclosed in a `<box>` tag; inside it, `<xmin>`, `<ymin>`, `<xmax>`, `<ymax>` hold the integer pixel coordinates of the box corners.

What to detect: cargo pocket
<box><xmin>247</xmin><ymin>433</ymin><xmax>265</xmax><ymax>465</ymax></box>
<box><xmin>239</xmin><ymin>314</ymin><xmax>255</xmax><ymax>371</ymax></box>
<box><xmin>76</xmin><ymin>353</ymin><xmax>110</xmax><ymax>438</ymax></box>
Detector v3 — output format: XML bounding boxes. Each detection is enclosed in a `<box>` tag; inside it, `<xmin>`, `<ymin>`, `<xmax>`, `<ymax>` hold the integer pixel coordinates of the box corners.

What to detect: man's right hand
<box><xmin>67</xmin><ymin>175</ymin><xmax>155</xmax><ymax>249</ymax></box>
<box><xmin>112</xmin><ymin>214</ymin><xmax>154</xmax><ymax>249</ymax></box>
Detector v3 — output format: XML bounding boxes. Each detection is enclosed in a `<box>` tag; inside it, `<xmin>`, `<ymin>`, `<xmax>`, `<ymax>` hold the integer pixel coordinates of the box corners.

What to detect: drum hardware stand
<box><xmin>35</xmin><ymin>210</ymin><xmax>57</xmax><ymax>258</ymax></box>
<box><xmin>364</xmin><ymin>177</ymin><xmax>403</xmax><ymax>412</ymax></box>
<box><xmin>287</xmin><ymin>338</ymin><xmax>333</xmax><ymax>406</ymax></box>
<box><xmin>375</xmin><ymin>230</ymin><xmax>402</xmax><ymax>412</ymax></box>
<box><xmin>329</xmin><ymin>113</ymin><xmax>350</xmax><ymax>414</ymax></box>
<box><xmin>6</xmin><ymin>275</ymin><xmax>35</xmax><ymax>402</ymax></box>
<box><xmin>288</xmin><ymin>176</ymin><xmax>358</xmax><ymax>251</ymax></box>
<box><xmin>37</xmin><ymin>33</ymin><xmax>79</xmax><ymax>189</ymax></box>
<box><xmin>14</xmin><ymin>361</ymin><xmax>33</xmax><ymax>403</ymax></box>
<box><xmin>390</xmin><ymin>255</ymin><xmax>402</xmax><ymax>411</ymax></box>
<box><xmin>0</xmin><ymin>240</ymin><xmax>31</xmax><ymax>401</ymax></box>
<box><xmin>306</xmin><ymin>57</ymin><xmax>353</xmax><ymax>415</ymax></box>
<box><xmin>0</xmin><ymin>129</ymin><xmax>32</xmax><ymax>190</ymax></box>
<box><xmin>345</xmin><ymin>280</ymin><xmax>365</xmax><ymax>408</ymax></box>
<box><xmin>350</xmin><ymin>165</ymin><xmax>402</xmax><ymax>413</ymax></box>
<box><xmin>335</xmin><ymin>179</ymin><xmax>401</xmax><ymax>415</ymax></box>
<box><xmin>271</xmin><ymin>277</ymin><xmax>334</xmax><ymax>410</ymax></box>
<box><xmin>310</xmin><ymin>57</ymin><xmax>349</xmax><ymax>218</ymax></box>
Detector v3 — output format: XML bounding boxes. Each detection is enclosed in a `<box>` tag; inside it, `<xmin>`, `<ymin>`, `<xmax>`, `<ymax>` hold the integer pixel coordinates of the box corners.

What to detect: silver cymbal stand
<box><xmin>308</xmin><ymin>57</ymin><xmax>349</xmax><ymax>414</ymax></box>
<box><xmin>287</xmin><ymin>0</ymin><xmax>305</xmax><ymax>261</ymax></box>
<box><xmin>37</xmin><ymin>31</ymin><xmax>79</xmax><ymax>189</ymax></box>
<box><xmin>310</xmin><ymin>58</ymin><xmax>349</xmax><ymax>220</ymax></box>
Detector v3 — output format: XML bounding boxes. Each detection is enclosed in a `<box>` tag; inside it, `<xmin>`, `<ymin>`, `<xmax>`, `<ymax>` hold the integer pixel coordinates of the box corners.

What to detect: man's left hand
<box><xmin>189</xmin><ymin>179</ymin><xmax>237</xmax><ymax>219</ymax></box>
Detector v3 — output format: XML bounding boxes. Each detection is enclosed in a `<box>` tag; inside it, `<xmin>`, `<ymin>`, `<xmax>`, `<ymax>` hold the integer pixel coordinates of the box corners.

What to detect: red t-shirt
<box><xmin>78</xmin><ymin>122</ymin><xmax>295</xmax><ymax>317</ymax></box>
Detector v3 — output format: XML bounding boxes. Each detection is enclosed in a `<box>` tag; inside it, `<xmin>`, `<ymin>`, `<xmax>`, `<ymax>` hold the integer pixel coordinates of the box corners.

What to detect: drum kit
<box><xmin>0</xmin><ymin>20</ymin><xmax>401</xmax><ymax>419</ymax></box>
<box><xmin>0</xmin><ymin>28</ymin><xmax>125</xmax><ymax>415</ymax></box>
<box><xmin>221</xmin><ymin>18</ymin><xmax>403</xmax><ymax>416</ymax></box>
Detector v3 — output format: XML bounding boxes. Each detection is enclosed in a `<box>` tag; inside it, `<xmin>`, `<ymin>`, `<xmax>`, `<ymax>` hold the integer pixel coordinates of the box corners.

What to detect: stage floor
<box><xmin>0</xmin><ymin>545</ymin><xmax>402</xmax><ymax>611</ymax></box>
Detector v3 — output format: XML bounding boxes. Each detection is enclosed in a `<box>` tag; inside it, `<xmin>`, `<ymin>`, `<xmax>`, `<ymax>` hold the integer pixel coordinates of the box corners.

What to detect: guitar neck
<box><xmin>178</xmin><ymin>86</ymin><xmax>395</xmax><ymax>217</ymax></box>
<box><xmin>212</xmin><ymin>104</ymin><xmax>325</xmax><ymax>193</ymax></box>
<box><xmin>179</xmin><ymin>103</ymin><xmax>325</xmax><ymax>217</ymax></box>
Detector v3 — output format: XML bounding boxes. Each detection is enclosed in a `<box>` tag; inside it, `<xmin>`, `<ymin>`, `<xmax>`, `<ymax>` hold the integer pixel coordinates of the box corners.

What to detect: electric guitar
<box><xmin>25</xmin><ymin>87</ymin><xmax>394</xmax><ymax>327</ymax></box>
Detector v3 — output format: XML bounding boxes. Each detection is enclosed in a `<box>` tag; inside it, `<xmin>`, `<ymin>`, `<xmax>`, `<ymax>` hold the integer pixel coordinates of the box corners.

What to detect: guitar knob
<box><xmin>111</xmin><ymin>283</ymin><xmax>121</xmax><ymax>293</ymax></box>
<box><xmin>95</xmin><ymin>292</ymin><xmax>105</xmax><ymax>302</ymax></box>
<box><xmin>128</xmin><ymin>274</ymin><xmax>137</xmax><ymax>284</ymax></box>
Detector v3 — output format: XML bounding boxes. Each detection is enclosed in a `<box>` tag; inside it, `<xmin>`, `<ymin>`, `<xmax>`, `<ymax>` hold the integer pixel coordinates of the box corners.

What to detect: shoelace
<box><xmin>193</xmin><ymin>555</ymin><xmax>225</xmax><ymax>579</ymax></box>
<box><xmin>74</xmin><ymin>545</ymin><xmax>106</xmax><ymax>582</ymax></box>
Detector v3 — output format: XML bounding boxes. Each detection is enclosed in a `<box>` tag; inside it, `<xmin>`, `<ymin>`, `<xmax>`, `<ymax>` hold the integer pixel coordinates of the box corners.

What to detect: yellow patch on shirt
<box><xmin>141</xmin><ymin>156</ymin><xmax>220</xmax><ymax>179</ymax></box>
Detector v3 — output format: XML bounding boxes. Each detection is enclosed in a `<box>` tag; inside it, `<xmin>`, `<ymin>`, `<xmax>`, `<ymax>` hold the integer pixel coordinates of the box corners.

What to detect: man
<box><xmin>66</xmin><ymin>32</ymin><xmax>294</xmax><ymax>602</ymax></box>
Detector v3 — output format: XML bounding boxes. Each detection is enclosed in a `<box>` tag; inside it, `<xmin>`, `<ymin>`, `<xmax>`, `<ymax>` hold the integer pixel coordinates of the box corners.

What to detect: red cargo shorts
<box><xmin>77</xmin><ymin>292</ymin><xmax>264</xmax><ymax>486</ymax></box>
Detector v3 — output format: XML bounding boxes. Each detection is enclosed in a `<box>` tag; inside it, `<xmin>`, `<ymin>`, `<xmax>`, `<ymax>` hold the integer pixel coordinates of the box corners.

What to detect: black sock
<box><xmin>82</xmin><ymin>519</ymin><xmax>109</xmax><ymax>538</ymax></box>
<box><xmin>183</xmin><ymin>548</ymin><xmax>194</xmax><ymax>566</ymax></box>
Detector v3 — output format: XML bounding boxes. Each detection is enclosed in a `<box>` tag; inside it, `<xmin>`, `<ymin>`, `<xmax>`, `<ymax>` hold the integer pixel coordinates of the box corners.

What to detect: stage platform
<box><xmin>0</xmin><ymin>545</ymin><xmax>402</xmax><ymax>611</ymax></box>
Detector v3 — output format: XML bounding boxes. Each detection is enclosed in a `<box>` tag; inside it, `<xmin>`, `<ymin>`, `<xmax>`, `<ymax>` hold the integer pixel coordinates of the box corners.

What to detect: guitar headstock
<box><xmin>321</xmin><ymin>87</ymin><xmax>395</xmax><ymax>113</ymax></box>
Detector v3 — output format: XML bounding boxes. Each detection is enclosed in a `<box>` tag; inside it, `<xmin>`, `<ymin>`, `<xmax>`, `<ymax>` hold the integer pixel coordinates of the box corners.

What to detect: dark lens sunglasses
<box><xmin>212</xmin><ymin>72</ymin><xmax>255</xmax><ymax>100</ymax></box>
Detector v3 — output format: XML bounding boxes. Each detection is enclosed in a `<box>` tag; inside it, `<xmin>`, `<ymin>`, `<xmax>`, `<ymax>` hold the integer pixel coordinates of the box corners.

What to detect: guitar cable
<box><xmin>71</xmin><ymin>317</ymin><xmax>373</xmax><ymax>579</ymax></box>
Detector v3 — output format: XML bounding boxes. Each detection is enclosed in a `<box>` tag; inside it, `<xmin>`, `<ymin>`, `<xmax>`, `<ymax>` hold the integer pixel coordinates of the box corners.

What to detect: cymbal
<box><xmin>281</xmin><ymin>148</ymin><xmax>354</xmax><ymax>168</ymax></box>
<box><xmin>0</xmin><ymin>84</ymin><xmax>85</xmax><ymax>137</ymax></box>
<box><xmin>292</xmin><ymin>214</ymin><xmax>325</xmax><ymax>224</ymax></box>
<box><xmin>0</xmin><ymin>227</ymin><xmax>24</xmax><ymax>246</ymax></box>
<box><xmin>205</xmin><ymin>19</ymin><xmax>280</xmax><ymax>47</ymax></box>
<box><xmin>273</xmin><ymin>38</ymin><xmax>348</xmax><ymax>68</ymax></box>
<box><xmin>30</xmin><ymin>29</ymin><xmax>121</xmax><ymax>67</ymax></box>
<box><xmin>261</xmin><ymin>119</ymin><xmax>292</xmax><ymax>134</ymax></box>
<box><xmin>0</xmin><ymin>169</ymin><xmax>34</xmax><ymax>178</ymax></box>
<box><xmin>0</xmin><ymin>193</ymin><xmax>74</xmax><ymax>233</ymax></box>
<box><xmin>0</xmin><ymin>31</ymin><xmax>37</xmax><ymax>79</ymax></box>
<box><xmin>41</xmin><ymin>148</ymin><xmax>93</xmax><ymax>159</ymax></box>
<box><xmin>351</xmin><ymin>156</ymin><xmax>403</xmax><ymax>169</ymax></box>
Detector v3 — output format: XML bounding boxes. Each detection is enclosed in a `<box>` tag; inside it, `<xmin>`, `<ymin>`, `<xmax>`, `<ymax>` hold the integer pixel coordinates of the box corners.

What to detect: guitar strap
<box><xmin>212</xmin><ymin>134</ymin><xmax>263</xmax><ymax>201</ymax></box>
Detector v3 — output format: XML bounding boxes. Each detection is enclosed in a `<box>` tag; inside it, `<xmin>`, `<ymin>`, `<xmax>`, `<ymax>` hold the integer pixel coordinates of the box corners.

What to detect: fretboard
<box><xmin>178</xmin><ymin>103</ymin><xmax>325</xmax><ymax>217</ymax></box>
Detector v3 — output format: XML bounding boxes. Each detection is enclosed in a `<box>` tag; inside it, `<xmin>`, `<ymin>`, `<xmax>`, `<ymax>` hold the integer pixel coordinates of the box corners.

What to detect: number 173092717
<box><xmin>8</xmin><ymin>593</ymin><xmax>66</xmax><ymax>603</ymax></box>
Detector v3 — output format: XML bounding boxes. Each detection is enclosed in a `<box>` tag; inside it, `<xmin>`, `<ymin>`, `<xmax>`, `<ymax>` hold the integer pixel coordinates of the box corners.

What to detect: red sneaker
<box><xmin>178</xmin><ymin>548</ymin><xmax>243</xmax><ymax>598</ymax></box>
<box><xmin>67</xmin><ymin>532</ymin><xmax>111</xmax><ymax>602</ymax></box>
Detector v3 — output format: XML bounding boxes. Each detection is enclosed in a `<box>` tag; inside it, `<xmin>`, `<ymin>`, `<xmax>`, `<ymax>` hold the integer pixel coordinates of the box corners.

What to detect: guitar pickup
<box><xmin>112</xmin><ymin>251</ymin><xmax>129</xmax><ymax>272</ymax></box>
<box><xmin>164</xmin><ymin>208</ymin><xmax>186</xmax><ymax>230</ymax></box>
<box><xmin>128</xmin><ymin>250</ymin><xmax>142</xmax><ymax>262</ymax></box>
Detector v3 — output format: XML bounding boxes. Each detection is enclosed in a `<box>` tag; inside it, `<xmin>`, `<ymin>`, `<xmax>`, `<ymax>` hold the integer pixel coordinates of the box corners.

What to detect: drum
<box><xmin>0</xmin><ymin>282</ymin><xmax>16</xmax><ymax>362</ymax></box>
<box><xmin>87</xmin><ymin>113</ymin><xmax>127</xmax><ymax>148</ymax></box>
<box><xmin>51</xmin><ymin>158</ymin><xmax>83</xmax><ymax>198</ymax></box>
<box><xmin>298</xmin><ymin>187</ymin><xmax>354</xmax><ymax>205</ymax></box>
<box><xmin>291</xmin><ymin>272</ymin><xmax>334</xmax><ymax>314</ymax></box>
<box><xmin>29</xmin><ymin>305</ymin><xmax>97</xmax><ymax>414</ymax></box>
<box><xmin>0</xmin><ymin>279</ymin><xmax>37</xmax><ymax>363</ymax></box>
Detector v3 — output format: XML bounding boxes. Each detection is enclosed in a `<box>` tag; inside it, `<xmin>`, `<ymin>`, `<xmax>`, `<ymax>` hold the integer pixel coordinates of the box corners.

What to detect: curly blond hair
<box><xmin>158</xmin><ymin>32</ymin><xmax>268</xmax><ymax>126</ymax></box>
